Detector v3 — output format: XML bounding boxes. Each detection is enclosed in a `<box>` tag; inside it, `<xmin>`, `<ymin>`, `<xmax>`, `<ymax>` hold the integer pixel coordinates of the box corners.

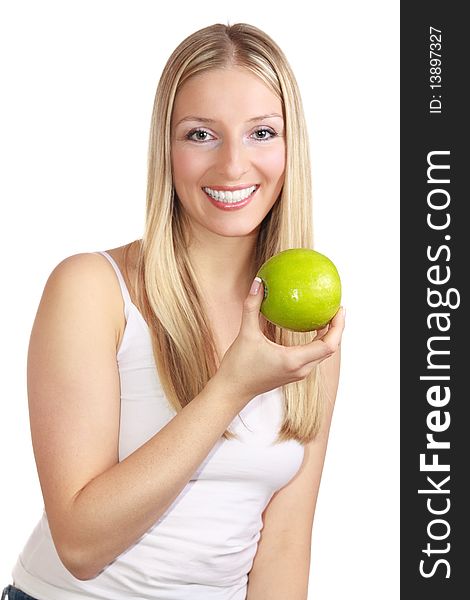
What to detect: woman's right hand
<box><xmin>214</xmin><ymin>277</ymin><xmax>346</xmax><ymax>400</ymax></box>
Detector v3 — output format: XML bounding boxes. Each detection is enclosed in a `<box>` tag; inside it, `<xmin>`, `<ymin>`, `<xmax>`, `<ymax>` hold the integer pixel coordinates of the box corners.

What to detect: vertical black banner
<box><xmin>401</xmin><ymin>2</ymin><xmax>468</xmax><ymax>598</ymax></box>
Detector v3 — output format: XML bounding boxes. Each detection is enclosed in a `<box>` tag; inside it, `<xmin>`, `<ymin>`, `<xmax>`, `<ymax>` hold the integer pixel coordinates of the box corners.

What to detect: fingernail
<box><xmin>250</xmin><ymin>277</ymin><xmax>262</xmax><ymax>295</ymax></box>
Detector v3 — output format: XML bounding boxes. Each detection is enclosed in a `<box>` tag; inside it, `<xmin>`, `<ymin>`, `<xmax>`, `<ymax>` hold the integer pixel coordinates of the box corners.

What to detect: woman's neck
<box><xmin>187</xmin><ymin>229</ymin><xmax>259</xmax><ymax>301</ymax></box>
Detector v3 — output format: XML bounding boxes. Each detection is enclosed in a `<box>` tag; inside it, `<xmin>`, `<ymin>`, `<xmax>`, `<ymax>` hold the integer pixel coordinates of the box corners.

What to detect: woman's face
<box><xmin>171</xmin><ymin>67</ymin><xmax>286</xmax><ymax>239</ymax></box>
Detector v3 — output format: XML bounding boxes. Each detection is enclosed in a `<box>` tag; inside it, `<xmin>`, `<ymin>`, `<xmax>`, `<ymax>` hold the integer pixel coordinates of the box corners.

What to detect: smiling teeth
<box><xmin>203</xmin><ymin>185</ymin><xmax>257</xmax><ymax>203</ymax></box>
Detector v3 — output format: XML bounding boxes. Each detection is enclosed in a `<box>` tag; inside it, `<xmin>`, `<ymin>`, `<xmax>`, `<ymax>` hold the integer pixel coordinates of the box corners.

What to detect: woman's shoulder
<box><xmin>46</xmin><ymin>249</ymin><xmax>121</xmax><ymax>295</ymax></box>
<box><xmin>48</xmin><ymin>239</ymin><xmax>140</xmax><ymax>290</ymax></box>
<box><xmin>100</xmin><ymin>239</ymin><xmax>141</xmax><ymax>278</ymax></box>
<box><xmin>37</xmin><ymin>241</ymin><xmax>141</xmax><ymax>343</ymax></box>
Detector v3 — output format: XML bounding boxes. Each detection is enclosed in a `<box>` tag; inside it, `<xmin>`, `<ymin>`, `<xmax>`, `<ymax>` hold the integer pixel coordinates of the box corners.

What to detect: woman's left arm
<box><xmin>246</xmin><ymin>347</ymin><xmax>341</xmax><ymax>600</ymax></box>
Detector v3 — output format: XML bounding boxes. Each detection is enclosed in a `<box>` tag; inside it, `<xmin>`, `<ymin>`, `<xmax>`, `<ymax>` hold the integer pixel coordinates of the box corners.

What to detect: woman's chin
<box><xmin>212</xmin><ymin>223</ymin><xmax>262</xmax><ymax>238</ymax></box>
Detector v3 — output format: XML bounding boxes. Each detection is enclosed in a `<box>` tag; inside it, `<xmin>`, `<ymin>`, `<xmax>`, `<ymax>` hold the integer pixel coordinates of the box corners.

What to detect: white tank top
<box><xmin>12</xmin><ymin>250</ymin><xmax>305</xmax><ymax>600</ymax></box>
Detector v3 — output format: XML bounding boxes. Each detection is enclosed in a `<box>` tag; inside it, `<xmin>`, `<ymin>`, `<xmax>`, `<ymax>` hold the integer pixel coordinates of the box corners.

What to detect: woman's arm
<box><xmin>246</xmin><ymin>348</ymin><xmax>341</xmax><ymax>599</ymax></box>
<box><xmin>28</xmin><ymin>254</ymin><xmax>253</xmax><ymax>581</ymax></box>
<box><xmin>29</xmin><ymin>254</ymin><xmax>342</xmax><ymax>583</ymax></box>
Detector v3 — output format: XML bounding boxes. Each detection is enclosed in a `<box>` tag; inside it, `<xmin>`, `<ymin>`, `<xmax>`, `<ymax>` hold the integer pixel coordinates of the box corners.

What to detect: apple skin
<box><xmin>256</xmin><ymin>248</ymin><xmax>341</xmax><ymax>332</ymax></box>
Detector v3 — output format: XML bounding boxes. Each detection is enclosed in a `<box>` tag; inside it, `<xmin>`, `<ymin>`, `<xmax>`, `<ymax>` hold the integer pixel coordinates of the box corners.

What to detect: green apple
<box><xmin>256</xmin><ymin>248</ymin><xmax>341</xmax><ymax>332</ymax></box>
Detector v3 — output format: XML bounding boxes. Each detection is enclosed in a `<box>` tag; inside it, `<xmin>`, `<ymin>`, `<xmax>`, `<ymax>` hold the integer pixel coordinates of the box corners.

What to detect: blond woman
<box><xmin>3</xmin><ymin>22</ymin><xmax>345</xmax><ymax>600</ymax></box>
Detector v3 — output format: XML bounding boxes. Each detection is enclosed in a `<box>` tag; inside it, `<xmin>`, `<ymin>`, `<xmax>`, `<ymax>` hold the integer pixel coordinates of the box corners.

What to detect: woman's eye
<box><xmin>186</xmin><ymin>129</ymin><xmax>213</xmax><ymax>142</ymax></box>
<box><xmin>184</xmin><ymin>127</ymin><xmax>277</xmax><ymax>143</ymax></box>
<box><xmin>252</xmin><ymin>128</ymin><xmax>276</xmax><ymax>141</ymax></box>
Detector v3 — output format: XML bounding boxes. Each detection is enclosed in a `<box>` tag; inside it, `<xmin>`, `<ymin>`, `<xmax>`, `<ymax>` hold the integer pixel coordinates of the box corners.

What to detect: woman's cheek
<box><xmin>258</xmin><ymin>146</ymin><xmax>286</xmax><ymax>181</ymax></box>
<box><xmin>173</xmin><ymin>147</ymin><xmax>211</xmax><ymax>183</ymax></box>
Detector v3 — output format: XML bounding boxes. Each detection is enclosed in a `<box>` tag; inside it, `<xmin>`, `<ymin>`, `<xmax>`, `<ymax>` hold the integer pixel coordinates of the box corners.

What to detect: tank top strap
<box><xmin>95</xmin><ymin>251</ymin><xmax>133</xmax><ymax>318</ymax></box>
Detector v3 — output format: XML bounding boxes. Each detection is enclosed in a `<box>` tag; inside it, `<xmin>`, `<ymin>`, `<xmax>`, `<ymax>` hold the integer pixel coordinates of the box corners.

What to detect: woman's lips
<box><xmin>202</xmin><ymin>185</ymin><xmax>259</xmax><ymax>211</ymax></box>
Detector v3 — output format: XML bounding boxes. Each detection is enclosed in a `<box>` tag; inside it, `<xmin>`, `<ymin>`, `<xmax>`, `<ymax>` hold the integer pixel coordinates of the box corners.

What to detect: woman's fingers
<box><xmin>294</xmin><ymin>307</ymin><xmax>345</xmax><ymax>365</ymax></box>
<box><xmin>314</xmin><ymin>324</ymin><xmax>329</xmax><ymax>340</ymax></box>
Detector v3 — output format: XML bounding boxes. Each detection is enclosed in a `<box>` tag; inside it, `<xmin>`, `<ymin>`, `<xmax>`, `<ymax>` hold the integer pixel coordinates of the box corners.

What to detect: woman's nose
<box><xmin>215</xmin><ymin>138</ymin><xmax>250</xmax><ymax>181</ymax></box>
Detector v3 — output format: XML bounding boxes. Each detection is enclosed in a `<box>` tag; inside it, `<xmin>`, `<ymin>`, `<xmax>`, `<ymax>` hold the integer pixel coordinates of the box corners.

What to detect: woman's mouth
<box><xmin>202</xmin><ymin>185</ymin><xmax>258</xmax><ymax>210</ymax></box>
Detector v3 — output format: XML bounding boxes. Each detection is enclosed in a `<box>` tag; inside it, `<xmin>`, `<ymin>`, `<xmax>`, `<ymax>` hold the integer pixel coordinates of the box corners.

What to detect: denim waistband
<box><xmin>2</xmin><ymin>585</ymin><xmax>40</xmax><ymax>600</ymax></box>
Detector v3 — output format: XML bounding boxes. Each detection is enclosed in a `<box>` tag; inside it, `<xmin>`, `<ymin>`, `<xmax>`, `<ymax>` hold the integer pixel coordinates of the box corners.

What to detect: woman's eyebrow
<box><xmin>175</xmin><ymin>113</ymin><xmax>283</xmax><ymax>127</ymax></box>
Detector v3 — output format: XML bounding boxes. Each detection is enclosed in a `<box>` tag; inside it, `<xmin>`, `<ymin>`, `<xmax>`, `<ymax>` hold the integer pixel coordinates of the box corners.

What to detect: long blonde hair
<box><xmin>133</xmin><ymin>23</ymin><xmax>325</xmax><ymax>444</ymax></box>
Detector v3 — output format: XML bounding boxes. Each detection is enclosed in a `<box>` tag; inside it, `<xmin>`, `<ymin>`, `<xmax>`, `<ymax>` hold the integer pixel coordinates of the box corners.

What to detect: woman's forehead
<box><xmin>172</xmin><ymin>67</ymin><xmax>283</xmax><ymax>125</ymax></box>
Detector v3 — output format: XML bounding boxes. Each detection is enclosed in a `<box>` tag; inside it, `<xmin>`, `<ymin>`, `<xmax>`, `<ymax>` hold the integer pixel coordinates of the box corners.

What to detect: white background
<box><xmin>0</xmin><ymin>1</ymin><xmax>399</xmax><ymax>598</ymax></box>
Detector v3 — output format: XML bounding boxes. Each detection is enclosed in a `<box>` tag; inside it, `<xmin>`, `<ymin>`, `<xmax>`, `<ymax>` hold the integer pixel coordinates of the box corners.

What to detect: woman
<box><xmin>2</xmin><ymin>22</ymin><xmax>345</xmax><ymax>600</ymax></box>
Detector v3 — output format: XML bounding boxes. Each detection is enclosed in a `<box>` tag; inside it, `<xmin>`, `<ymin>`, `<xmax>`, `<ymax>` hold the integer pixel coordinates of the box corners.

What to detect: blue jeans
<box><xmin>1</xmin><ymin>586</ymin><xmax>39</xmax><ymax>600</ymax></box>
